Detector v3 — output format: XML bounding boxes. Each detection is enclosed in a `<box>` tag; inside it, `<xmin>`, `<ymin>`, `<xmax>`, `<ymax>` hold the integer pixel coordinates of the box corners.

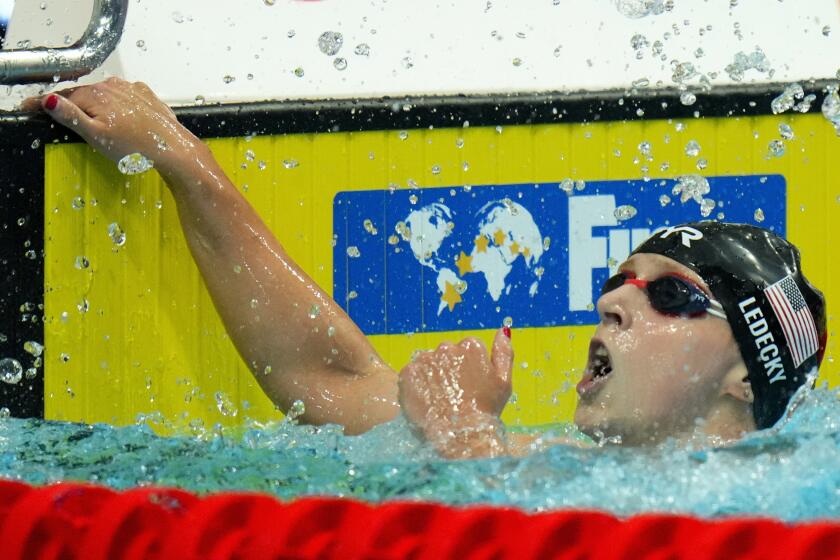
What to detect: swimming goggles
<box><xmin>600</xmin><ymin>272</ymin><xmax>728</xmax><ymax>320</ymax></box>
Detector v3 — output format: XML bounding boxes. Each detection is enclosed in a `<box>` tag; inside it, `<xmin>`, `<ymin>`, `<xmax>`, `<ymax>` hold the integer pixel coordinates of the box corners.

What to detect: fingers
<box><xmin>41</xmin><ymin>94</ymin><xmax>99</xmax><ymax>140</ymax></box>
<box><xmin>19</xmin><ymin>96</ymin><xmax>45</xmax><ymax>112</ymax></box>
<box><xmin>491</xmin><ymin>328</ymin><xmax>514</xmax><ymax>387</ymax></box>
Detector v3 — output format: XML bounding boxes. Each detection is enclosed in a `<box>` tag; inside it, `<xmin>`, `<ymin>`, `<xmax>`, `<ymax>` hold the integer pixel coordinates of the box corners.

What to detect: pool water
<box><xmin>1</xmin><ymin>383</ymin><xmax>838</xmax><ymax>521</ymax></box>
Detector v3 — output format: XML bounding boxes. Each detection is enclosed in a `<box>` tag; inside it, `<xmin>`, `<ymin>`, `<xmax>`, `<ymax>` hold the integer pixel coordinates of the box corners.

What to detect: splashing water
<box><xmin>771</xmin><ymin>83</ymin><xmax>804</xmax><ymax>115</ymax></box>
<box><xmin>724</xmin><ymin>48</ymin><xmax>773</xmax><ymax>82</ymax></box>
<box><xmin>613</xmin><ymin>204</ymin><xmax>638</xmax><ymax>221</ymax></box>
<box><xmin>107</xmin><ymin>223</ymin><xmax>126</xmax><ymax>247</ymax></box>
<box><xmin>214</xmin><ymin>391</ymin><xmax>238</xmax><ymax>417</ymax></box>
<box><xmin>0</xmin><ymin>359</ymin><xmax>22</xmax><ymax>385</ymax></box>
<box><xmin>821</xmin><ymin>85</ymin><xmax>840</xmax><ymax>135</ymax></box>
<box><xmin>613</xmin><ymin>0</ymin><xmax>670</xmax><ymax>18</ymax></box>
<box><xmin>767</xmin><ymin>140</ymin><xmax>785</xmax><ymax>158</ymax></box>
<box><xmin>117</xmin><ymin>153</ymin><xmax>154</xmax><ymax>175</ymax></box>
<box><xmin>1</xmin><ymin>386</ymin><xmax>839</xmax><ymax>520</ymax></box>
<box><xmin>318</xmin><ymin>31</ymin><xmax>343</xmax><ymax>56</ymax></box>
<box><xmin>672</xmin><ymin>174</ymin><xmax>710</xmax><ymax>205</ymax></box>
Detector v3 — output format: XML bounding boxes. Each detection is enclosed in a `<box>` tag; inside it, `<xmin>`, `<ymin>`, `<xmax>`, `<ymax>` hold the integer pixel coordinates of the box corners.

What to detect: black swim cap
<box><xmin>631</xmin><ymin>222</ymin><xmax>827</xmax><ymax>429</ymax></box>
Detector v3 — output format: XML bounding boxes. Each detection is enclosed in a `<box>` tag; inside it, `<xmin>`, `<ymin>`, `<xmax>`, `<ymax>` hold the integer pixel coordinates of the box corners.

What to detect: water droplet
<box><xmin>771</xmin><ymin>83</ymin><xmax>804</xmax><ymax>114</ymax></box>
<box><xmin>638</xmin><ymin>141</ymin><xmax>652</xmax><ymax>156</ymax></box>
<box><xmin>327</xmin><ymin>326</ymin><xmax>336</xmax><ymax>337</ymax></box>
<box><xmin>250</xmin><ymin>298</ymin><xmax>258</xmax><ymax>309</ymax></box>
<box><xmin>346</xmin><ymin>246</ymin><xmax>361</xmax><ymax>258</ymax></box>
<box><xmin>696</xmin><ymin>158</ymin><xmax>708</xmax><ymax>170</ymax></box>
<box><xmin>401</xmin><ymin>56</ymin><xmax>414</xmax><ymax>69</ymax></box>
<box><xmin>136</xmin><ymin>39</ymin><xmax>146</xmax><ymax>50</ymax></box>
<box><xmin>31</xmin><ymin>138</ymin><xmax>41</xmax><ymax>149</ymax></box>
<box><xmin>398</xmin><ymin>130</ymin><xmax>408</xmax><ymax>140</ymax></box>
<box><xmin>24</xmin><ymin>368</ymin><xmax>37</xmax><ymax>380</ymax></box>
<box><xmin>318</xmin><ymin>31</ymin><xmax>343</xmax><ymax>56</ymax></box>
<box><xmin>767</xmin><ymin>139</ymin><xmax>785</xmax><ymax>158</ymax></box>
<box><xmin>214</xmin><ymin>391</ymin><xmax>238</xmax><ymax>417</ymax></box>
<box><xmin>779</xmin><ymin>123</ymin><xmax>794</xmax><ymax>140</ymax></box>
<box><xmin>363</xmin><ymin>219</ymin><xmax>378</xmax><ymax>235</ymax></box>
<box><xmin>631</xmin><ymin>77</ymin><xmax>650</xmax><ymax>89</ymax></box>
<box><xmin>333</xmin><ymin>57</ymin><xmax>348</xmax><ymax>71</ymax></box>
<box><xmin>171</xmin><ymin>11</ymin><xmax>186</xmax><ymax>23</ymax></box>
<box><xmin>282</xmin><ymin>159</ymin><xmax>299</xmax><ymax>169</ymax></box>
<box><xmin>672</xmin><ymin>174</ymin><xmax>710</xmax><ymax>204</ymax></box>
<box><xmin>559</xmin><ymin>178</ymin><xmax>574</xmax><ymax>194</ymax></box>
<box><xmin>24</xmin><ymin>250</ymin><xmax>36</xmax><ymax>260</ymax></box>
<box><xmin>24</xmin><ymin>341</ymin><xmax>43</xmax><ymax>357</ymax></box>
<box><xmin>684</xmin><ymin>140</ymin><xmax>701</xmax><ymax>157</ymax></box>
<box><xmin>754</xmin><ymin>208</ymin><xmax>765</xmax><ymax>222</ymax></box>
<box><xmin>679</xmin><ymin>91</ymin><xmax>696</xmax><ymax>106</ymax></box>
<box><xmin>502</xmin><ymin>316</ymin><xmax>513</xmax><ymax>328</ymax></box>
<box><xmin>615</xmin><ymin>0</ymin><xmax>670</xmax><ymax>18</ymax></box>
<box><xmin>117</xmin><ymin>153</ymin><xmax>154</xmax><ymax>175</ymax></box>
<box><xmin>659</xmin><ymin>194</ymin><xmax>671</xmax><ymax>207</ymax></box>
<box><xmin>821</xmin><ymin>85</ymin><xmax>840</xmax><ymax>134</ymax></box>
<box><xmin>575</xmin><ymin>180</ymin><xmax>586</xmax><ymax>191</ymax></box>
<box><xmin>74</xmin><ymin>255</ymin><xmax>89</xmax><ymax>269</ymax></box>
<box><xmin>293</xmin><ymin>67</ymin><xmax>305</xmax><ymax>78</ymax></box>
<box><xmin>0</xmin><ymin>358</ymin><xmax>22</xmax><ymax>384</ymax></box>
<box><xmin>553</xmin><ymin>45</ymin><xmax>562</xmax><ymax>57</ymax></box>
<box><xmin>0</xmin><ymin>408</ymin><xmax>9</xmax><ymax>418</ymax></box>
<box><xmin>431</xmin><ymin>164</ymin><xmax>441</xmax><ymax>175</ymax></box>
<box><xmin>194</xmin><ymin>95</ymin><xmax>206</xmax><ymax>105</ymax></box>
<box><xmin>354</xmin><ymin>43</ymin><xmax>370</xmax><ymax>56</ymax></box>
<box><xmin>388</xmin><ymin>234</ymin><xmax>399</xmax><ymax>245</ymax></box>
<box><xmin>286</xmin><ymin>399</ymin><xmax>305</xmax><ymax>421</ymax></box>
<box><xmin>222</xmin><ymin>75</ymin><xmax>235</xmax><ymax>84</ymax></box>
<box><xmin>77</xmin><ymin>299</ymin><xmax>88</xmax><ymax>313</ymax></box>
<box><xmin>823</xmin><ymin>25</ymin><xmax>831</xmax><ymax>37</ymax></box>
<box><xmin>512</xmin><ymin>57</ymin><xmax>523</xmax><ymax>67</ymax></box>
<box><xmin>107</xmin><ymin>223</ymin><xmax>126</xmax><ymax>247</ymax></box>
<box><xmin>700</xmin><ymin>198</ymin><xmax>716</xmax><ymax>217</ymax></box>
<box><xmin>258</xmin><ymin>160</ymin><xmax>267</xmax><ymax>170</ymax></box>
<box><xmin>614</xmin><ymin>204</ymin><xmax>637</xmax><ymax>221</ymax></box>
<box><xmin>244</xmin><ymin>149</ymin><xmax>255</xmax><ymax>161</ymax></box>
<box><xmin>308</xmin><ymin>304</ymin><xmax>321</xmax><ymax>319</ymax></box>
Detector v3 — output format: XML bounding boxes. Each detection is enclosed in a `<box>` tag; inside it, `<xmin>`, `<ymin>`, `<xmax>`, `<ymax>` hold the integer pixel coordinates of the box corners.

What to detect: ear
<box><xmin>720</xmin><ymin>362</ymin><xmax>753</xmax><ymax>404</ymax></box>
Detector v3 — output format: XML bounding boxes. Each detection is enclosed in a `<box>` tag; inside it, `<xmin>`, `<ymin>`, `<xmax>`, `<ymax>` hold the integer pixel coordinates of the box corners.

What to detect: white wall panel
<box><xmin>3</xmin><ymin>0</ymin><xmax>840</xmax><ymax>110</ymax></box>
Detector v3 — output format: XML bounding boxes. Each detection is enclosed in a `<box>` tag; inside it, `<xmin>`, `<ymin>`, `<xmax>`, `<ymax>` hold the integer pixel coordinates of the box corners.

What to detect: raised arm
<box><xmin>31</xmin><ymin>79</ymin><xmax>399</xmax><ymax>434</ymax></box>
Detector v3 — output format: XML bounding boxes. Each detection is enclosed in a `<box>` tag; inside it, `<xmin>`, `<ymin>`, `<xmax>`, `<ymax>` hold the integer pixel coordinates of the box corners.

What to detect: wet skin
<box><xmin>27</xmin><ymin>80</ymin><xmax>754</xmax><ymax>456</ymax></box>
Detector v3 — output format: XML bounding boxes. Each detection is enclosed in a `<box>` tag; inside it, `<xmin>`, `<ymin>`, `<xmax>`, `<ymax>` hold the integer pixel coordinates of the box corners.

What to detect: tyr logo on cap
<box><xmin>659</xmin><ymin>226</ymin><xmax>704</xmax><ymax>248</ymax></box>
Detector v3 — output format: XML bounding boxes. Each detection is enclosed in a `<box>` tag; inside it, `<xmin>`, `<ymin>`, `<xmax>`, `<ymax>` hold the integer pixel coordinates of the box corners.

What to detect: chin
<box><xmin>573</xmin><ymin>404</ymin><xmax>609</xmax><ymax>437</ymax></box>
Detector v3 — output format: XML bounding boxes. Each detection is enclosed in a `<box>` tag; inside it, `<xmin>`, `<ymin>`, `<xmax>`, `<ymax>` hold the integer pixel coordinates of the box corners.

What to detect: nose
<box><xmin>596</xmin><ymin>284</ymin><xmax>634</xmax><ymax>329</ymax></box>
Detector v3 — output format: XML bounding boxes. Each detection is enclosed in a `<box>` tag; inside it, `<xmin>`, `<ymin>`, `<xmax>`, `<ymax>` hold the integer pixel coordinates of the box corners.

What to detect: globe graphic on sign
<box><xmin>401</xmin><ymin>198</ymin><xmax>544</xmax><ymax>315</ymax></box>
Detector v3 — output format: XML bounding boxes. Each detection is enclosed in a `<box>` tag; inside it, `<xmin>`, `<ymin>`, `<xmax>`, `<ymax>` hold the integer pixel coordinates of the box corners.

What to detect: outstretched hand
<box><xmin>22</xmin><ymin>77</ymin><xmax>202</xmax><ymax>180</ymax></box>
<box><xmin>398</xmin><ymin>328</ymin><xmax>514</xmax><ymax>459</ymax></box>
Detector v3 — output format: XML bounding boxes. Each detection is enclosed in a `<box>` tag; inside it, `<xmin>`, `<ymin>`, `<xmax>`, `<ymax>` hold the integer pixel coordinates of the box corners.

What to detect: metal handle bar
<box><xmin>0</xmin><ymin>0</ymin><xmax>128</xmax><ymax>84</ymax></box>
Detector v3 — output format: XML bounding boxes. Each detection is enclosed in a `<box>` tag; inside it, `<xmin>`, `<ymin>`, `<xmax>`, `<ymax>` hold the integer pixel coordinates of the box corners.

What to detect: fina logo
<box><xmin>568</xmin><ymin>195</ymin><xmax>655</xmax><ymax>312</ymax></box>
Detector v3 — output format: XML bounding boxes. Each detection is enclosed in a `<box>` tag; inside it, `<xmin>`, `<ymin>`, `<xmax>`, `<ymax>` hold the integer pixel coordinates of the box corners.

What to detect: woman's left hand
<box><xmin>398</xmin><ymin>328</ymin><xmax>513</xmax><ymax>459</ymax></box>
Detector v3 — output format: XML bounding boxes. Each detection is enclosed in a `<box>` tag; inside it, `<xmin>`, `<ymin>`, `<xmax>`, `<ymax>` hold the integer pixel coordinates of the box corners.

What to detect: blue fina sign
<box><xmin>333</xmin><ymin>175</ymin><xmax>786</xmax><ymax>335</ymax></box>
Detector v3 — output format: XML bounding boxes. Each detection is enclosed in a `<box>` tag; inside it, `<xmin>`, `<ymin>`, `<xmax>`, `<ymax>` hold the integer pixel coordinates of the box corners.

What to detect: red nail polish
<box><xmin>502</xmin><ymin>326</ymin><xmax>511</xmax><ymax>339</ymax></box>
<box><xmin>44</xmin><ymin>95</ymin><xmax>58</xmax><ymax>111</ymax></box>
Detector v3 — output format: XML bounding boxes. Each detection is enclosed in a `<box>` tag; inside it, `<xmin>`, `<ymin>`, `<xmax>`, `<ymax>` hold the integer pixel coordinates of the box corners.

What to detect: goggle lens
<box><xmin>600</xmin><ymin>273</ymin><xmax>719</xmax><ymax>317</ymax></box>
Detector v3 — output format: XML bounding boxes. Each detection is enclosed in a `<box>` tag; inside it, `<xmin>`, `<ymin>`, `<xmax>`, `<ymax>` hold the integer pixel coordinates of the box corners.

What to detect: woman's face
<box><xmin>573</xmin><ymin>253</ymin><xmax>745</xmax><ymax>445</ymax></box>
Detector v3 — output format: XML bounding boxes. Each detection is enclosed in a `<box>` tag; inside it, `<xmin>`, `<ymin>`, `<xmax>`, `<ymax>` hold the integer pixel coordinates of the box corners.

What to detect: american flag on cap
<box><xmin>764</xmin><ymin>275</ymin><xmax>819</xmax><ymax>367</ymax></box>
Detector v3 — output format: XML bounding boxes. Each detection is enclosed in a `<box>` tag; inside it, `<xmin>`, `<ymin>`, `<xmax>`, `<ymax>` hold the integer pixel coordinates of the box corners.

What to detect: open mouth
<box><xmin>576</xmin><ymin>338</ymin><xmax>614</xmax><ymax>398</ymax></box>
<box><xmin>589</xmin><ymin>340</ymin><xmax>613</xmax><ymax>380</ymax></box>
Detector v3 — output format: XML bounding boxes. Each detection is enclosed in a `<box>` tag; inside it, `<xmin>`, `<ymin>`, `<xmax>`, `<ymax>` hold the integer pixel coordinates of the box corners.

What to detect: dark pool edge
<box><xmin>0</xmin><ymin>79</ymin><xmax>833</xmax><ymax>145</ymax></box>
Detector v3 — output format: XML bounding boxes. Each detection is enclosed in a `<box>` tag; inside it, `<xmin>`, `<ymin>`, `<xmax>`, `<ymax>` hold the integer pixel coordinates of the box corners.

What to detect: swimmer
<box><xmin>26</xmin><ymin>80</ymin><xmax>827</xmax><ymax>457</ymax></box>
